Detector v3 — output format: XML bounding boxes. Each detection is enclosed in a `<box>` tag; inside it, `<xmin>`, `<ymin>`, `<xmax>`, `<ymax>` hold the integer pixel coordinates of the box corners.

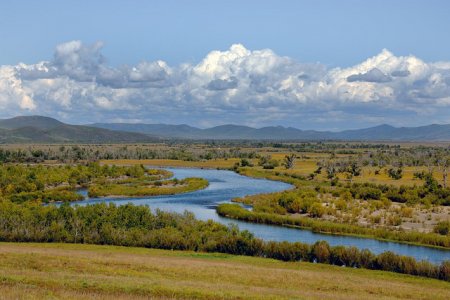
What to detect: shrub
<box><xmin>387</xmin><ymin>215</ymin><xmax>402</xmax><ymax>226</ymax></box>
<box><xmin>240</xmin><ymin>158</ymin><xmax>253</xmax><ymax>167</ymax></box>
<box><xmin>311</xmin><ymin>241</ymin><xmax>331</xmax><ymax>263</ymax></box>
<box><xmin>359</xmin><ymin>249</ymin><xmax>375</xmax><ymax>269</ymax></box>
<box><xmin>262</xmin><ymin>159</ymin><xmax>279</xmax><ymax>169</ymax></box>
<box><xmin>358</xmin><ymin>187</ymin><xmax>382</xmax><ymax>200</ymax></box>
<box><xmin>439</xmin><ymin>261</ymin><xmax>450</xmax><ymax>281</ymax></box>
<box><xmin>434</xmin><ymin>221</ymin><xmax>450</xmax><ymax>235</ymax></box>
<box><xmin>308</xmin><ymin>203</ymin><xmax>325</xmax><ymax>218</ymax></box>
<box><xmin>388</xmin><ymin>168</ymin><xmax>403</xmax><ymax>180</ymax></box>
<box><xmin>330</xmin><ymin>246</ymin><xmax>361</xmax><ymax>267</ymax></box>
<box><xmin>376</xmin><ymin>251</ymin><xmax>401</xmax><ymax>272</ymax></box>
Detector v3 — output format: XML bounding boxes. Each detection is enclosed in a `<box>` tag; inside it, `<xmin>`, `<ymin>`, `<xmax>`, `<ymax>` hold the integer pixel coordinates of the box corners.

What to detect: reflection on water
<box><xmin>74</xmin><ymin>167</ymin><xmax>450</xmax><ymax>264</ymax></box>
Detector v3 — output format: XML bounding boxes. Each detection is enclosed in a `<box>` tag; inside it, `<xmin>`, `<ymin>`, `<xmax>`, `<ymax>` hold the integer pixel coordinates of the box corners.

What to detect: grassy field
<box><xmin>101</xmin><ymin>157</ymin><xmax>449</xmax><ymax>187</ymax></box>
<box><xmin>102</xmin><ymin>158</ymin><xmax>241</xmax><ymax>169</ymax></box>
<box><xmin>0</xmin><ymin>243</ymin><xmax>449</xmax><ymax>300</ymax></box>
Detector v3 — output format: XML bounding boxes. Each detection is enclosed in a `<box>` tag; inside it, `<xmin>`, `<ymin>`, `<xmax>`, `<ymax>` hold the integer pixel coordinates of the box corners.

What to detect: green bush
<box><xmin>312</xmin><ymin>241</ymin><xmax>331</xmax><ymax>263</ymax></box>
<box><xmin>308</xmin><ymin>203</ymin><xmax>325</xmax><ymax>218</ymax></box>
<box><xmin>434</xmin><ymin>221</ymin><xmax>450</xmax><ymax>236</ymax></box>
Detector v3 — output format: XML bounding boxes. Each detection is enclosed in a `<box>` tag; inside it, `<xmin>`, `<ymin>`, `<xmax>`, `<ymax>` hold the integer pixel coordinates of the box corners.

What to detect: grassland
<box><xmin>0</xmin><ymin>242</ymin><xmax>449</xmax><ymax>300</ymax></box>
<box><xmin>101</xmin><ymin>157</ymin><xmax>449</xmax><ymax>187</ymax></box>
<box><xmin>102</xmin><ymin>158</ymin><xmax>241</xmax><ymax>169</ymax></box>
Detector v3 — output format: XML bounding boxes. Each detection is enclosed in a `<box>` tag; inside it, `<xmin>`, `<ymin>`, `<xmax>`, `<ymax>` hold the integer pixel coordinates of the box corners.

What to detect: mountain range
<box><xmin>91</xmin><ymin>122</ymin><xmax>450</xmax><ymax>141</ymax></box>
<box><xmin>0</xmin><ymin>116</ymin><xmax>156</xmax><ymax>143</ymax></box>
<box><xmin>0</xmin><ymin>115</ymin><xmax>450</xmax><ymax>143</ymax></box>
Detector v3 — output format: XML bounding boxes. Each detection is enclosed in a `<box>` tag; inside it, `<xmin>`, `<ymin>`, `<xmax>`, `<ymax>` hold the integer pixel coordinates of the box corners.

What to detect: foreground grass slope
<box><xmin>0</xmin><ymin>243</ymin><xmax>448</xmax><ymax>300</ymax></box>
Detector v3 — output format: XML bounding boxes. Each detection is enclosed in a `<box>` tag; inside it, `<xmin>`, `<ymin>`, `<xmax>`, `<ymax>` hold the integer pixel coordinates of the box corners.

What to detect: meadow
<box><xmin>0</xmin><ymin>142</ymin><xmax>449</xmax><ymax>297</ymax></box>
<box><xmin>0</xmin><ymin>242</ymin><xmax>449</xmax><ymax>300</ymax></box>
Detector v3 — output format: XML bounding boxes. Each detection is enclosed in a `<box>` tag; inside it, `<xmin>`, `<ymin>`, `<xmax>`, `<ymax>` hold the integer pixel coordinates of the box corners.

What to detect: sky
<box><xmin>1</xmin><ymin>0</ymin><xmax>450</xmax><ymax>130</ymax></box>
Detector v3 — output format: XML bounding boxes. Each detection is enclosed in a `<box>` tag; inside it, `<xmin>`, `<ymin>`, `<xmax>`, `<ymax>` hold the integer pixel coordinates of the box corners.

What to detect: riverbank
<box><xmin>232</xmin><ymin>167</ymin><xmax>450</xmax><ymax>250</ymax></box>
<box><xmin>0</xmin><ymin>242</ymin><xmax>448</xmax><ymax>299</ymax></box>
<box><xmin>217</xmin><ymin>203</ymin><xmax>450</xmax><ymax>250</ymax></box>
<box><xmin>98</xmin><ymin>160</ymin><xmax>450</xmax><ymax>250</ymax></box>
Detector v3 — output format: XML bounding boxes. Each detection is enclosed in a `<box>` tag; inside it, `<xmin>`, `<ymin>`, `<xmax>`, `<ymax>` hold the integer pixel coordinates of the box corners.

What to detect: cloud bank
<box><xmin>2</xmin><ymin>41</ymin><xmax>450</xmax><ymax>129</ymax></box>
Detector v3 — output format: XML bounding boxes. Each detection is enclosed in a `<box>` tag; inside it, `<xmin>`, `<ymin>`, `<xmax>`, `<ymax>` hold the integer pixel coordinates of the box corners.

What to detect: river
<box><xmin>75</xmin><ymin>167</ymin><xmax>450</xmax><ymax>264</ymax></box>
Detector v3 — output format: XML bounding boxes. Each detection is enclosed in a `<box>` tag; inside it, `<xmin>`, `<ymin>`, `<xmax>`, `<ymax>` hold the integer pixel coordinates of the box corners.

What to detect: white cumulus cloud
<box><xmin>1</xmin><ymin>41</ymin><xmax>450</xmax><ymax>129</ymax></box>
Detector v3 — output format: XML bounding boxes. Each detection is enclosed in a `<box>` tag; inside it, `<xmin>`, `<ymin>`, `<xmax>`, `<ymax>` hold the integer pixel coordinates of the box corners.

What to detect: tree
<box><xmin>283</xmin><ymin>154</ymin><xmax>296</xmax><ymax>169</ymax></box>
<box><xmin>346</xmin><ymin>161</ymin><xmax>361</xmax><ymax>183</ymax></box>
<box><xmin>437</xmin><ymin>156</ymin><xmax>450</xmax><ymax>189</ymax></box>
<box><xmin>349</xmin><ymin>161</ymin><xmax>361</xmax><ymax>177</ymax></box>
<box><xmin>324</xmin><ymin>160</ymin><xmax>336</xmax><ymax>180</ymax></box>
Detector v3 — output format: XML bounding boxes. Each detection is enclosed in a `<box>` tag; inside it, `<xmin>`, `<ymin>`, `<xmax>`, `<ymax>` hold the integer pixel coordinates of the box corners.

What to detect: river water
<box><xmin>75</xmin><ymin>167</ymin><xmax>450</xmax><ymax>264</ymax></box>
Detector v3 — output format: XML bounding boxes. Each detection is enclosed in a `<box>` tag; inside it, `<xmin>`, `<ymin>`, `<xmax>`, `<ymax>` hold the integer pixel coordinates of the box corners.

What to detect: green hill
<box><xmin>0</xmin><ymin>116</ymin><xmax>157</xmax><ymax>143</ymax></box>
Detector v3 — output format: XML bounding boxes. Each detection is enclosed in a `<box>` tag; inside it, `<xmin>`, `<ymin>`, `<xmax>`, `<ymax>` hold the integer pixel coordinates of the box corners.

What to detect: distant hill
<box><xmin>333</xmin><ymin>124</ymin><xmax>450</xmax><ymax>141</ymax></box>
<box><xmin>92</xmin><ymin>123</ymin><xmax>202</xmax><ymax>138</ymax></box>
<box><xmin>91</xmin><ymin>123</ymin><xmax>329</xmax><ymax>140</ymax></box>
<box><xmin>0</xmin><ymin>116</ymin><xmax>157</xmax><ymax>143</ymax></box>
<box><xmin>2</xmin><ymin>115</ymin><xmax>450</xmax><ymax>142</ymax></box>
<box><xmin>91</xmin><ymin>122</ymin><xmax>450</xmax><ymax>141</ymax></box>
<box><xmin>0</xmin><ymin>115</ymin><xmax>64</xmax><ymax>130</ymax></box>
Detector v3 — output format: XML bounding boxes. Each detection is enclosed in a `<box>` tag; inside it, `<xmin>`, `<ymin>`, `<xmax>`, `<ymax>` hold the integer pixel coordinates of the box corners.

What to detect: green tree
<box><xmin>283</xmin><ymin>154</ymin><xmax>296</xmax><ymax>169</ymax></box>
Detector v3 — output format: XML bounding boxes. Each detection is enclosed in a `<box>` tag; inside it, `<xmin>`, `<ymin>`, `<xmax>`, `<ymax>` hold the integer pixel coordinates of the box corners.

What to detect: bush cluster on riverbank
<box><xmin>217</xmin><ymin>203</ymin><xmax>450</xmax><ymax>248</ymax></box>
<box><xmin>0</xmin><ymin>201</ymin><xmax>448</xmax><ymax>281</ymax></box>
<box><xmin>236</xmin><ymin>167</ymin><xmax>450</xmax><ymax>243</ymax></box>
<box><xmin>8</xmin><ymin>188</ymin><xmax>83</xmax><ymax>204</ymax></box>
<box><xmin>0</xmin><ymin>163</ymin><xmax>168</xmax><ymax>190</ymax></box>
<box><xmin>0</xmin><ymin>163</ymin><xmax>205</xmax><ymax>203</ymax></box>
<box><xmin>87</xmin><ymin>177</ymin><xmax>209</xmax><ymax>197</ymax></box>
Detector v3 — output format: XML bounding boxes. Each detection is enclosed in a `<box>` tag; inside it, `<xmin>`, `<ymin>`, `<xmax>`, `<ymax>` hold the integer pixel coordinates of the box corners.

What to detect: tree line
<box><xmin>0</xmin><ymin>145</ymin><xmax>258</xmax><ymax>163</ymax></box>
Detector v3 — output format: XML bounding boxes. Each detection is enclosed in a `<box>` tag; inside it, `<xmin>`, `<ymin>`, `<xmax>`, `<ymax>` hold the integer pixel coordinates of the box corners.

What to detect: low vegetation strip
<box><xmin>0</xmin><ymin>243</ymin><xmax>449</xmax><ymax>300</ymax></box>
<box><xmin>217</xmin><ymin>203</ymin><xmax>450</xmax><ymax>249</ymax></box>
<box><xmin>87</xmin><ymin>177</ymin><xmax>209</xmax><ymax>198</ymax></box>
<box><xmin>0</xmin><ymin>201</ymin><xmax>448</xmax><ymax>282</ymax></box>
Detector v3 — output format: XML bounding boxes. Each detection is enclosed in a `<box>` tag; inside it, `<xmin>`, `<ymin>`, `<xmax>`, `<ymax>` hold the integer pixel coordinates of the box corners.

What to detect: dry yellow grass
<box><xmin>0</xmin><ymin>243</ymin><xmax>448</xmax><ymax>300</ymax></box>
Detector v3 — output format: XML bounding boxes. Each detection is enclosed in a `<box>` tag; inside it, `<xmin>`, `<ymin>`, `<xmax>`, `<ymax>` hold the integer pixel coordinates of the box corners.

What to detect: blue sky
<box><xmin>2</xmin><ymin>0</ymin><xmax>449</xmax><ymax>66</ymax></box>
<box><xmin>1</xmin><ymin>0</ymin><xmax>450</xmax><ymax>129</ymax></box>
